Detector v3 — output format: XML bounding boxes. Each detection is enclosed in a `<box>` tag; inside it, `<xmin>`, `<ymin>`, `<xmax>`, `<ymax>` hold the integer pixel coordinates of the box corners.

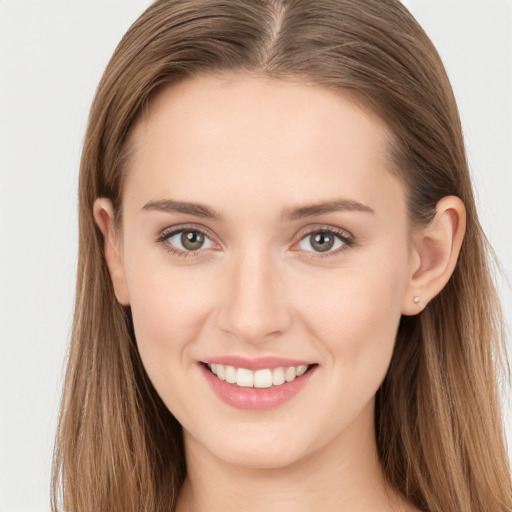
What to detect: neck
<box><xmin>175</xmin><ymin>402</ymin><xmax>413</xmax><ymax>512</ymax></box>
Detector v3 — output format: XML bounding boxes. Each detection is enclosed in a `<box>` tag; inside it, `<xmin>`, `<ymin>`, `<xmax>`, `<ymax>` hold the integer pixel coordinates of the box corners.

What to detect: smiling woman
<box><xmin>52</xmin><ymin>1</ymin><xmax>511</xmax><ymax>512</ymax></box>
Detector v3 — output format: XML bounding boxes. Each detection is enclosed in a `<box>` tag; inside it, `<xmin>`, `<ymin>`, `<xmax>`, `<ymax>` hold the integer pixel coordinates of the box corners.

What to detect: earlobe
<box><xmin>402</xmin><ymin>196</ymin><xmax>466</xmax><ymax>316</ymax></box>
<box><xmin>93</xmin><ymin>198</ymin><xmax>130</xmax><ymax>306</ymax></box>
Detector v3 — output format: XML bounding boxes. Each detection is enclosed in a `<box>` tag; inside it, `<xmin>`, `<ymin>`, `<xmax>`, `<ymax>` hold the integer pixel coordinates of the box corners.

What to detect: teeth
<box><xmin>236</xmin><ymin>368</ymin><xmax>254</xmax><ymax>387</ymax></box>
<box><xmin>284</xmin><ymin>366</ymin><xmax>296</xmax><ymax>382</ymax></box>
<box><xmin>254</xmin><ymin>369</ymin><xmax>272</xmax><ymax>388</ymax></box>
<box><xmin>296</xmin><ymin>365</ymin><xmax>308</xmax><ymax>377</ymax></box>
<box><xmin>217</xmin><ymin>364</ymin><xmax>226</xmax><ymax>381</ymax></box>
<box><xmin>272</xmin><ymin>367</ymin><xmax>285</xmax><ymax>386</ymax></box>
<box><xmin>207</xmin><ymin>363</ymin><xmax>311</xmax><ymax>388</ymax></box>
<box><xmin>225</xmin><ymin>365</ymin><xmax>237</xmax><ymax>384</ymax></box>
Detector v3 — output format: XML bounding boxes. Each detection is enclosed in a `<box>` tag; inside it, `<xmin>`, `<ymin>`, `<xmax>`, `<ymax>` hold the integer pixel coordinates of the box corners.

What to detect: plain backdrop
<box><xmin>1</xmin><ymin>1</ymin><xmax>511</xmax><ymax>511</ymax></box>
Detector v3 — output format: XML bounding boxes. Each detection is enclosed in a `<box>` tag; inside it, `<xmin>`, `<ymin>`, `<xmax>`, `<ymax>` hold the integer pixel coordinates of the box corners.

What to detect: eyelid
<box><xmin>156</xmin><ymin>224</ymin><xmax>221</xmax><ymax>256</ymax></box>
<box><xmin>294</xmin><ymin>223</ymin><xmax>353</xmax><ymax>240</ymax></box>
<box><xmin>156</xmin><ymin>223</ymin><xmax>355</xmax><ymax>258</ymax></box>
<box><xmin>292</xmin><ymin>224</ymin><xmax>355</xmax><ymax>257</ymax></box>
<box><xmin>157</xmin><ymin>223</ymin><xmax>217</xmax><ymax>241</ymax></box>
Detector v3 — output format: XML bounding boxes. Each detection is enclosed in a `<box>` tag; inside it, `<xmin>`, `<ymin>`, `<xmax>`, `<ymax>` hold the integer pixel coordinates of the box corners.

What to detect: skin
<box><xmin>95</xmin><ymin>75</ymin><xmax>465</xmax><ymax>512</ymax></box>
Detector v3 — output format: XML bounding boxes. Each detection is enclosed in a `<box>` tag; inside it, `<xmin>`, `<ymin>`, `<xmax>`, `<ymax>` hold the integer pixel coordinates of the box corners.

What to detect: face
<box><xmin>112</xmin><ymin>76</ymin><xmax>416</xmax><ymax>469</ymax></box>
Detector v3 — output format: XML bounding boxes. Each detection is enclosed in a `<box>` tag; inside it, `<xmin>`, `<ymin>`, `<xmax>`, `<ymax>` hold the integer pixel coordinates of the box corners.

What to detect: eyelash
<box><xmin>155</xmin><ymin>225</ymin><xmax>216</xmax><ymax>259</ymax></box>
<box><xmin>156</xmin><ymin>224</ymin><xmax>355</xmax><ymax>259</ymax></box>
<box><xmin>294</xmin><ymin>226</ymin><xmax>355</xmax><ymax>258</ymax></box>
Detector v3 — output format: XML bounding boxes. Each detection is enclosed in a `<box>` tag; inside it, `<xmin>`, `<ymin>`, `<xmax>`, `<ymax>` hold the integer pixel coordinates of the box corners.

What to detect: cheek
<box><xmin>290</xmin><ymin>257</ymin><xmax>407</xmax><ymax>440</ymax></box>
<box><xmin>297</xmin><ymin>251</ymin><xmax>407</xmax><ymax>369</ymax></box>
<box><xmin>126</xmin><ymin>260</ymin><xmax>216</xmax><ymax>375</ymax></box>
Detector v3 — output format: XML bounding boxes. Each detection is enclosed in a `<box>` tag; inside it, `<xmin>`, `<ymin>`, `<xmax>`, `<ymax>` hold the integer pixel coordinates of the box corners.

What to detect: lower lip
<box><xmin>200</xmin><ymin>364</ymin><xmax>317</xmax><ymax>410</ymax></box>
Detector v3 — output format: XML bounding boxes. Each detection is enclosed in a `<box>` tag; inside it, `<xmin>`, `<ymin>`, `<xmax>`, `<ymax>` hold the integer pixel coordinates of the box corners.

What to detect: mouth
<box><xmin>203</xmin><ymin>362</ymin><xmax>315</xmax><ymax>389</ymax></box>
<box><xmin>199</xmin><ymin>357</ymin><xmax>318</xmax><ymax>410</ymax></box>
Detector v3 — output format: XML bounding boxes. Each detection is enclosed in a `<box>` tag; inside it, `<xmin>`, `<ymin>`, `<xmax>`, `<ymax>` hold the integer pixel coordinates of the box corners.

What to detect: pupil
<box><xmin>181</xmin><ymin>231</ymin><xmax>204</xmax><ymax>250</ymax></box>
<box><xmin>311</xmin><ymin>233</ymin><xmax>334</xmax><ymax>252</ymax></box>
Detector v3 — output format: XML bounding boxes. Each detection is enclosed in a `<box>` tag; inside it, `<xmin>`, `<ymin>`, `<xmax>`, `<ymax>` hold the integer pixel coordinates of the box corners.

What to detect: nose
<box><xmin>216</xmin><ymin>246</ymin><xmax>292</xmax><ymax>344</ymax></box>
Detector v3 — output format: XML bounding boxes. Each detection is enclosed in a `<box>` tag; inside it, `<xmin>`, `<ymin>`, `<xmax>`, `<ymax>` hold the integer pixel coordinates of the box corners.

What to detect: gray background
<box><xmin>1</xmin><ymin>1</ymin><xmax>511</xmax><ymax>511</ymax></box>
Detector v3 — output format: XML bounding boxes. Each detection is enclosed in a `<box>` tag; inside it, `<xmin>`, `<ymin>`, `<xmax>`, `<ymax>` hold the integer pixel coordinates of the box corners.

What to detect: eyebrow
<box><xmin>281</xmin><ymin>198</ymin><xmax>375</xmax><ymax>220</ymax></box>
<box><xmin>142</xmin><ymin>199</ymin><xmax>224</xmax><ymax>220</ymax></box>
<box><xmin>141</xmin><ymin>197</ymin><xmax>374</xmax><ymax>221</ymax></box>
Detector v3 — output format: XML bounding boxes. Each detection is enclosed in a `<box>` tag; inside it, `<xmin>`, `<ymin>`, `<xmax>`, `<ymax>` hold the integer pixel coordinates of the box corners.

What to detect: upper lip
<box><xmin>201</xmin><ymin>356</ymin><xmax>315</xmax><ymax>371</ymax></box>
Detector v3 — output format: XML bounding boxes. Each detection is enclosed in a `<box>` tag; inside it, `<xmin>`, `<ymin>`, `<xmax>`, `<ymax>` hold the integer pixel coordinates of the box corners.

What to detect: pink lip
<box><xmin>202</xmin><ymin>355</ymin><xmax>313</xmax><ymax>371</ymax></box>
<box><xmin>199</xmin><ymin>362</ymin><xmax>317</xmax><ymax>411</ymax></box>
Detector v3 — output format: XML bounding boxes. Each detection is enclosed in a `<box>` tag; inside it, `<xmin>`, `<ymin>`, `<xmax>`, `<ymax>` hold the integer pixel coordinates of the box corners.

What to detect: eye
<box><xmin>297</xmin><ymin>229</ymin><xmax>352</xmax><ymax>255</ymax></box>
<box><xmin>158</xmin><ymin>228</ymin><xmax>216</xmax><ymax>255</ymax></box>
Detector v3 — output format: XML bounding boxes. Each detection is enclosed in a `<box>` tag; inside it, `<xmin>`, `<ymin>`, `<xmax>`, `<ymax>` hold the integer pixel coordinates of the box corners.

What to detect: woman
<box><xmin>52</xmin><ymin>1</ymin><xmax>512</xmax><ymax>511</ymax></box>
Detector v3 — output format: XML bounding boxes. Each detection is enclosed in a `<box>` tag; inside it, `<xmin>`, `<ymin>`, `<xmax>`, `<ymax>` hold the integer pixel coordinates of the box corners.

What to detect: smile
<box><xmin>201</xmin><ymin>360</ymin><xmax>317</xmax><ymax>410</ymax></box>
<box><xmin>207</xmin><ymin>363</ymin><xmax>310</xmax><ymax>388</ymax></box>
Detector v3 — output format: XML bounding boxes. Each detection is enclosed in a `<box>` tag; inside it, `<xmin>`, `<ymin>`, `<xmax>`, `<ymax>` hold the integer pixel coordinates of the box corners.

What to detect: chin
<box><xmin>195</xmin><ymin>425</ymin><xmax>314</xmax><ymax>470</ymax></box>
<box><xmin>216</xmin><ymin>445</ymin><xmax>306</xmax><ymax>470</ymax></box>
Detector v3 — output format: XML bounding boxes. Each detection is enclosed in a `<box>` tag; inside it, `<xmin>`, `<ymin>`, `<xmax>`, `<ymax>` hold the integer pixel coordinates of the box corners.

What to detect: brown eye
<box><xmin>310</xmin><ymin>233</ymin><xmax>335</xmax><ymax>252</ymax></box>
<box><xmin>181</xmin><ymin>231</ymin><xmax>205</xmax><ymax>250</ymax></box>
<box><xmin>161</xmin><ymin>228</ymin><xmax>216</xmax><ymax>254</ymax></box>
<box><xmin>297</xmin><ymin>229</ymin><xmax>349</xmax><ymax>254</ymax></box>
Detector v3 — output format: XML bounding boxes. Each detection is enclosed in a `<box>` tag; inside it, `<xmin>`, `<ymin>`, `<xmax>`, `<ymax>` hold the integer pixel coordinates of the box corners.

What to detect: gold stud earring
<box><xmin>413</xmin><ymin>296</ymin><xmax>420</xmax><ymax>304</ymax></box>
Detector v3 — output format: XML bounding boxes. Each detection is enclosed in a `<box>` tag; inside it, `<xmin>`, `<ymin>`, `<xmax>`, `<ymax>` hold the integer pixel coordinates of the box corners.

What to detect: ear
<box><xmin>401</xmin><ymin>196</ymin><xmax>466</xmax><ymax>315</ymax></box>
<box><xmin>93</xmin><ymin>198</ymin><xmax>130</xmax><ymax>306</ymax></box>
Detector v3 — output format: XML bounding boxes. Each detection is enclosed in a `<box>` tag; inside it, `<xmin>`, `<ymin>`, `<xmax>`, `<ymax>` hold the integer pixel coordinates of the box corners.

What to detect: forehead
<box><xmin>123</xmin><ymin>75</ymin><xmax>403</xmax><ymax>217</ymax></box>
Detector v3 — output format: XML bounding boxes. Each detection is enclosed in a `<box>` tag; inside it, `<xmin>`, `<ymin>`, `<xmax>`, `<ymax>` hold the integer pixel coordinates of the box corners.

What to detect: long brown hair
<box><xmin>52</xmin><ymin>1</ymin><xmax>512</xmax><ymax>510</ymax></box>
